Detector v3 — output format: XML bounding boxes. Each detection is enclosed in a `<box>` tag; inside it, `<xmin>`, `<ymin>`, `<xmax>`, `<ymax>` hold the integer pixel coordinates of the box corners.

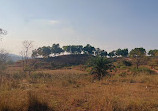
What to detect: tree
<box><xmin>0</xmin><ymin>28</ymin><xmax>7</xmax><ymax>40</ymax></box>
<box><xmin>0</xmin><ymin>28</ymin><xmax>7</xmax><ymax>35</ymax></box>
<box><xmin>95</xmin><ymin>48</ymin><xmax>101</xmax><ymax>56</ymax></box>
<box><xmin>51</xmin><ymin>44</ymin><xmax>63</xmax><ymax>55</ymax></box>
<box><xmin>100</xmin><ymin>50</ymin><xmax>107</xmax><ymax>57</ymax></box>
<box><xmin>88</xmin><ymin>56</ymin><xmax>112</xmax><ymax>80</ymax></box>
<box><xmin>83</xmin><ymin>44</ymin><xmax>95</xmax><ymax>55</ymax></box>
<box><xmin>0</xmin><ymin>29</ymin><xmax>8</xmax><ymax>72</ymax></box>
<box><xmin>108</xmin><ymin>51</ymin><xmax>116</xmax><ymax>58</ymax></box>
<box><xmin>129</xmin><ymin>47</ymin><xmax>146</xmax><ymax>69</ymax></box>
<box><xmin>63</xmin><ymin>46</ymin><xmax>71</xmax><ymax>53</ymax></box>
<box><xmin>148</xmin><ymin>49</ymin><xmax>158</xmax><ymax>57</ymax></box>
<box><xmin>32</xmin><ymin>49</ymin><xmax>38</xmax><ymax>58</ymax></box>
<box><xmin>95</xmin><ymin>48</ymin><xmax>107</xmax><ymax>57</ymax></box>
<box><xmin>63</xmin><ymin>45</ymin><xmax>83</xmax><ymax>54</ymax></box>
<box><xmin>20</xmin><ymin>40</ymin><xmax>33</xmax><ymax>71</ymax></box>
<box><xmin>40</xmin><ymin>46</ymin><xmax>51</xmax><ymax>58</ymax></box>
<box><xmin>115</xmin><ymin>48</ymin><xmax>128</xmax><ymax>57</ymax></box>
<box><xmin>70</xmin><ymin>45</ymin><xmax>83</xmax><ymax>54</ymax></box>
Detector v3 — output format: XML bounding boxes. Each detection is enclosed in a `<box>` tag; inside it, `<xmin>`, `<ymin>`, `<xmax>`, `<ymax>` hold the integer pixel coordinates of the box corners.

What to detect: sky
<box><xmin>0</xmin><ymin>0</ymin><xmax>158</xmax><ymax>55</ymax></box>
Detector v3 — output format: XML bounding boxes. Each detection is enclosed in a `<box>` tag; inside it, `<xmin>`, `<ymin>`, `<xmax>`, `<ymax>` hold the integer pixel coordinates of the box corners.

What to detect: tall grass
<box><xmin>0</xmin><ymin>68</ymin><xmax>158</xmax><ymax>111</ymax></box>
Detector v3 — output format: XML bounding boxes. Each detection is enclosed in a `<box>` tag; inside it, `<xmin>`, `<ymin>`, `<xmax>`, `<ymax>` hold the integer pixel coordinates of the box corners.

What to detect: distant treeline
<box><xmin>32</xmin><ymin>44</ymin><xmax>158</xmax><ymax>58</ymax></box>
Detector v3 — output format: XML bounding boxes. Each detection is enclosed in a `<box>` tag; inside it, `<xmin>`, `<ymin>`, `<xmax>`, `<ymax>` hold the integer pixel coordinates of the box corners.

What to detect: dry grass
<box><xmin>1</xmin><ymin>66</ymin><xmax>158</xmax><ymax>111</ymax></box>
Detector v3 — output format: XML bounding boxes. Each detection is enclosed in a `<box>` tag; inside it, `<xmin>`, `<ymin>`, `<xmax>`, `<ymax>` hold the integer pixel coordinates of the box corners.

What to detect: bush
<box><xmin>87</xmin><ymin>56</ymin><xmax>113</xmax><ymax>80</ymax></box>
<box><xmin>122</xmin><ymin>60</ymin><xmax>132</xmax><ymax>66</ymax></box>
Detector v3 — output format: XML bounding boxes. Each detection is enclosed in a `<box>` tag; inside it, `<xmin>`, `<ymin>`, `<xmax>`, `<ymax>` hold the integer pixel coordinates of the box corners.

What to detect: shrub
<box><xmin>122</xmin><ymin>60</ymin><xmax>132</xmax><ymax>66</ymax></box>
<box><xmin>87</xmin><ymin>56</ymin><xmax>113</xmax><ymax>80</ymax></box>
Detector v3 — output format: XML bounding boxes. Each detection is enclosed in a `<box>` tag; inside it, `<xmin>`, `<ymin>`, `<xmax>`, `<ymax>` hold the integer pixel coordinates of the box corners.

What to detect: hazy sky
<box><xmin>0</xmin><ymin>0</ymin><xmax>158</xmax><ymax>55</ymax></box>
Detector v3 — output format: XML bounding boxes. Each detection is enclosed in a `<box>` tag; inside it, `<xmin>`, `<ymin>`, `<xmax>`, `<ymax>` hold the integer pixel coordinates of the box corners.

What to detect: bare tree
<box><xmin>0</xmin><ymin>28</ymin><xmax>7</xmax><ymax>40</ymax></box>
<box><xmin>20</xmin><ymin>40</ymin><xmax>33</xmax><ymax>72</ymax></box>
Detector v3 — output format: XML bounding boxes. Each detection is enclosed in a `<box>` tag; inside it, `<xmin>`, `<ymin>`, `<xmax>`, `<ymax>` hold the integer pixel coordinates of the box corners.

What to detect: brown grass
<box><xmin>0</xmin><ymin>66</ymin><xmax>158</xmax><ymax>111</ymax></box>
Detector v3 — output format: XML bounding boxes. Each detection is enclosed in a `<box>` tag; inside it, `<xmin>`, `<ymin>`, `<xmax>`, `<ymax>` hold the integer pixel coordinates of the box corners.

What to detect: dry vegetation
<box><xmin>0</xmin><ymin>64</ymin><xmax>158</xmax><ymax>111</ymax></box>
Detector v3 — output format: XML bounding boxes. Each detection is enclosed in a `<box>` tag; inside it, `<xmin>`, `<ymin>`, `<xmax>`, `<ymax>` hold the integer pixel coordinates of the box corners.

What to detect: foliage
<box><xmin>39</xmin><ymin>46</ymin><xmax>51</xmax><ymax>58</ymax></box>
<box><xmin>108</xmin><ymin>50</ymin><xmax>116</xmax><ymax>58</ymax></box>
<box><xmin>32</xmin><ymin>49</ymin><xmax>38</xmax><ymax>58</ymax></box>
<box><xmin>115</xmin><ymin>48</ymin><xmax>128</xmax><ymax>57</ymax></box>
<box><xmin>83</xmin><ymin>44</ymin><xmax>95</xmax><ymax>55</ymax></box>
<box><xmin>63</xmin><ymin>45</ymin><xmax>71</xmax><ymax>53</ymax></box>
<box><xmin>129</xmin><ymin>48</ymin><xmax>146</xmax><ymax>69</ymax></box>
<box><xmin>63</xmin><ymin>45</ymin><xmax>83</xmax><ymax>54</ymax></box>
<box><xmin>95</xmin><ymin>48</ymin><xmax>107</xmax><ymax>57</ymax></box>
<box><xmin>87</xmin><ymin>56</ymin><xmax>112</xmax><ymax>80</ymax></box>
<box><xmin>130</xmin><ymin>48</ymin><xmax>146</xmax><ymax>57</ymax></box>
<box><xmin>51</xmin><ymin>44</ymin><xmax>63</xmax><ymax>55</ymax></box>
<box><xmin>148</xmin><ymin>49</ymin><xmax>158</xmax><ymax>57</ymax></box>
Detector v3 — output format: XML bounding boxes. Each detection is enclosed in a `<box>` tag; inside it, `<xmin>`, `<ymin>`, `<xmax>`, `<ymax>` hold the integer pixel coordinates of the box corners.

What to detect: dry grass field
<box><xmin>1</xmin><ymin>66</ymin><xmax>158</xmax><ymax>111</ymax></box>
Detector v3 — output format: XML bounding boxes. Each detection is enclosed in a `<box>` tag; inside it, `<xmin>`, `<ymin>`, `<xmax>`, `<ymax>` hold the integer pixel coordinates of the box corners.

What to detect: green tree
<box><xmin>83</xmin><ymin>44</ymin><xmax>95</xmax><ymax>55</ymax></box>
<box><xmin>100</xmin><ymin>50</ymin><xmax>108</xmax><ymax>57</ymax></box>
<box><xmin>63</xmin><ymin>45</ymin><xmax>83</xmax><ymax>54</ymax></box>
<box><xmin>88</xmin><ymin>56</ymin><xmax>112</xmax><ymax>80</ymax></box>
<box><xmin>71</xmin><ymin>45</ymin><xmax>83</xmax><ymax>54</ymax></box>
<box><xmin>37</xmin><ymin>46</ymin><xmax>51</xmax><ymax>58</ymax></box>
<box><xmin>108</xmin><ymin>51</ymin><xmax>116</xmax><ymax>58</ymax></box>
<box><xmin>32</xmin><ymin>49</ymin><xmax>38</xmax><ymax>58</ymax></box>
<box><xmin>116</xmin><ymin>48</ymin><xmax>128</xmax><ymax>57</ymax></box>
<box><xmin>95</xmin><ymin>48</ymin><xmax>107</xmax><ymax>57</ymax></box>
<box><xmin>63</xmin><ymin>46</ymin><xmax>71</xmax><ymax>53</ymax></box>
<box><xmin>129</xmin><ymin>47</ymin><xmax>146</xmax><ymax>69</ymax></box>
<box><xmin>148</xmin><ymin>49</ymin><xmax>158</xmax><ymax>57</ymax></box>
<box><xmin>95</xmin><ymin>48</ymin><xmax>101</xmax><ymax>56</ymax></box>
<box><xmin>51</xmin><ymin>44</ymin><xmax>63</xmax><ymax>55</ymax></box>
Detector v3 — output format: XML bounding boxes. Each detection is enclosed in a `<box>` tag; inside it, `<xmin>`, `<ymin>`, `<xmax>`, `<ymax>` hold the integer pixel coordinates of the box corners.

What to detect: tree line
<box><xmin>32</xmin><ymin>43</ymin><xmax>158</xmax><ymax>58</ymax></box>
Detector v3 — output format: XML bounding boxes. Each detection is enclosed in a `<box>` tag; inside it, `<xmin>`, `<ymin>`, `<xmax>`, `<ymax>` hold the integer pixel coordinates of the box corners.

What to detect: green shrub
<box><xmin>87</xmin><ymin>56</ymin><xmax>113</xmax><ymax>80</ymax></box>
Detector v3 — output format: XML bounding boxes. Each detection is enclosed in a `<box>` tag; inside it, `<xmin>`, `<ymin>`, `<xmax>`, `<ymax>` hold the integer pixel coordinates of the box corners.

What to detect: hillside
<box><xmin>38</xmin><ymin>54</ymin><xmax>92</xmax><ymax>69</ymax></box>
<box><xmin>15</xmin><ymin>54</ymin><xmax>92</xmax><ymax>69</ymax></box>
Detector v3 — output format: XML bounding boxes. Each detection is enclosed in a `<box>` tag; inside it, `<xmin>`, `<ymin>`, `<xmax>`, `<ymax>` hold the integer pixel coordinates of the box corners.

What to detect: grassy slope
<box><xmin>1</xmin><ymin>66</ymin><xmax>158</xmax><ymax>111</ymax></box>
